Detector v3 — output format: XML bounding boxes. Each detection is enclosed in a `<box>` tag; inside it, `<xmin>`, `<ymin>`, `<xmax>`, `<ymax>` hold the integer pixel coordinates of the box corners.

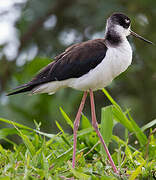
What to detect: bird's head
<box><xmin>106</xmin><ymin>12</ymin><xmax>154</xmax><ymax>45</ymax></box>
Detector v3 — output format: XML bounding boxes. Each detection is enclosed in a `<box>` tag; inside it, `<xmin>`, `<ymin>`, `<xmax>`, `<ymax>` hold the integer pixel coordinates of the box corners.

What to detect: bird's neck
<box><xmin>105</xmin><ymin>26</ymin><xmax>128</xmax><ymax>47</ymax></box>
<box><xmin>105</xmin><ymin>30</ymin><xmax>122</xmax><ymax>46</ymax></box>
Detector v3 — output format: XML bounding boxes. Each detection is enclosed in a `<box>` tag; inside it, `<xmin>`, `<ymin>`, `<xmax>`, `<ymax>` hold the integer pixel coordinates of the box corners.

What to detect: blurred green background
<box><xmin>0</xmin><ymin>0</ymin><xmax>156</xmax><ymax>135</ymax></box>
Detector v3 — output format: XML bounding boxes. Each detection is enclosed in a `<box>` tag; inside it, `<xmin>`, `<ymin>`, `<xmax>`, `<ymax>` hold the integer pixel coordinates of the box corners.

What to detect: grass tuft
<box><xmin>0</xmin><ymin>89</ymin><xmax>155</xmax><ymax>179</ymax></box>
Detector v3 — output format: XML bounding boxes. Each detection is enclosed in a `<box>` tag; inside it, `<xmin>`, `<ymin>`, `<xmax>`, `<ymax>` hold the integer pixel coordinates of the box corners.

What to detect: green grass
<box><xmin>0</xmin><ymin>88</ymin><xmax>156</xmax><ymax>179</ymax></box>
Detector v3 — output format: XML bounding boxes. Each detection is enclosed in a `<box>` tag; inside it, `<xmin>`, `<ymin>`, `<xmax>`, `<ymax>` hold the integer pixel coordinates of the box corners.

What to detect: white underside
<box><xmin>32</xmin><ymin>39</ymin><xmax>132</xmax><ymax>95</ymax></box>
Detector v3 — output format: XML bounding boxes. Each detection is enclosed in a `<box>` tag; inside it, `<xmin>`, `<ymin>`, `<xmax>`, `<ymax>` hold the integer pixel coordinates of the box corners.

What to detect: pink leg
<box><xmin>72</xmin><ymin>91</ymin><xmax>88</xmax><ymax>168</ymax></box>
<box><xmin>89</xmin><ymin>89</ymin><xmax>118</xmax><ymax>174</ymax></box>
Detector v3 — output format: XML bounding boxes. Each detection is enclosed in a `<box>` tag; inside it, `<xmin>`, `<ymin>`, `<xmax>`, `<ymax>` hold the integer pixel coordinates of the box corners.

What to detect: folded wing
<box><xmin>7</xmin><ymin>39</ymin><xmax>107</xmax><ymax>95</ymax></box>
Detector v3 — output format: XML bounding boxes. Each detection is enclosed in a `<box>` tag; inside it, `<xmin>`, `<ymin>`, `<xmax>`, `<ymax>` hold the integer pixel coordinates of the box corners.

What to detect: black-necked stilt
<box><xmin>7</xmin><ymin>13</ymin><xmax>153</xmax><ymax>174</ymax></box>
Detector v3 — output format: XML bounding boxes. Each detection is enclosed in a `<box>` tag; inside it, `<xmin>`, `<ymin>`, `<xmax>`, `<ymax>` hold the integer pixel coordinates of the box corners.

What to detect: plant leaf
<box><xmin>102</xmin><ymin>88</ymin><xmax>147</xmax><ymax>146</ymax></box>
<box><xmin>81</xmin><ymin>113</ymin><xmax>91</xmax><ymax>129</ymax></box>
<box><xmin>13</xmin><ymin>124</ymin><xmax>35</xmax><ymax>157</ymax></box>
<box><xmin>141</xmin><ymin>119</ymin><xmax>156</xmax><ymax>132</ymax></box>
<box><xmin>100</xmin><ymin>106</ymin><xmax>113</xmax><ymax>156</ymax></box>
<box><xmin>59</xmin><ymin>107</ymin><xmax>73</xmax><ymax>129</ymax></box>
<box><xmin>0</xmin><ymin>117</ymin><xmax>33</xmax><ymax>130</ymax></box>
<box><xmin>0</xmin><ymin>128</ymin><xmax>17</xmax><ymax>139</ymax></box>
<box><xmin>128</xmin><ymin>112</ymin><xmax>147</xmax><ymax>146</ymax></box>
<box><xmin>55</xmin><ymin>120</ymin><xmax>64</xmax><ymax>134</ymax></box>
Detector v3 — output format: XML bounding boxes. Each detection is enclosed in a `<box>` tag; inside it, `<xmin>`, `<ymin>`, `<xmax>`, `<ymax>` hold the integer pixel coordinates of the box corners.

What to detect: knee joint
<box><xmin>74</xmin><ymin>121</ymin><xmax>79</xmax><ymax>131</ymax></box>
<box><xmin>92</xmin><ymin>121</ymin><xmax>98</xmax><ymax>131</ymax></box>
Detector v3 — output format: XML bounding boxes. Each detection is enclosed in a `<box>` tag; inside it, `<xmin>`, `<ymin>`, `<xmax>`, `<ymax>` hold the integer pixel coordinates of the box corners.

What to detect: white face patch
<box><xmin>126</xmin><ymin>26</ymin><xmax>131</xmax><ymax>36</ymax></box>
<box><xmin>113</xmin><ymin>25</ymin><xmax>131</xmax><ymax>37</ymax></box>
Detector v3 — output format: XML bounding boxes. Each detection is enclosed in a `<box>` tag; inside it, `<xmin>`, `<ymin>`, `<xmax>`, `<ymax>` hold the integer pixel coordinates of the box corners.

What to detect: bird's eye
<box><xmin>125</xmin><ymin>19</ymin><xmax>130</xmax><ymax>24</ymax></box>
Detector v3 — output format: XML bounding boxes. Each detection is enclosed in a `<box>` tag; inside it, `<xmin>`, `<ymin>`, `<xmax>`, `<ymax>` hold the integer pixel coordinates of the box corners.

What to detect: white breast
<box><xmin>69</xmin><ymin>39</ymin><xmax>132</xmax><ymax>91</ymax></box>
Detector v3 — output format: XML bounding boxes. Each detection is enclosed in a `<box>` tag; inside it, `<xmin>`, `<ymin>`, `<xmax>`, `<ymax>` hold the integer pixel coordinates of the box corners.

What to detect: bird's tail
<box><xmin>7</xmin><ymin>84</ymin><xmax>35</xmax><ymax>96</ymax></box>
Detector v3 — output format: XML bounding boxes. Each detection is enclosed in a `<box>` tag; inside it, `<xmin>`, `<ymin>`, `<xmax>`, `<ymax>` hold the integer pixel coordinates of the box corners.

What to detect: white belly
<box><xmin>69</xmin><ymin>40</ymin><xmax>132</xmax><ymax>91</ymax></box>
<box><xmin>32</xmin><ymin>40</ymin><xmax>132</xmax><ymax>95</ymax></box>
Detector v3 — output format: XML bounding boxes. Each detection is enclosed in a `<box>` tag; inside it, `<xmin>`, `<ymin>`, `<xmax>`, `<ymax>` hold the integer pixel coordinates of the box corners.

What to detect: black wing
<box><xmin>7</xmin><ymin>39</ymin><xmax>107</xmax><ymax>95</ymax></box>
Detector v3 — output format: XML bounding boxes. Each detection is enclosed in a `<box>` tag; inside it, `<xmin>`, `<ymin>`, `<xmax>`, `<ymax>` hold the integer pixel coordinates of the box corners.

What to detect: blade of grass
<box><xmin>141</xmin><ymin>119</ymin><xmax>156</xmax><ymax>132</ymax></box>
<box><xmin>12</xmin><ymin>123</ymin><xmax>35</xmax><ymax>157</ymax></box>
<box><xmin>42</xmin><ymin>153</ymin><xmax>49</xmax><ymax>179</ymax></box>
<box><xmin>0</xmin><ymin>117</ymin><xmax>33</xmax><ymax>130</ymax></box>
<box><xmin>0</xmin><ymin>177</ymin><xmax>10</xmax><ymax>180</ymax></box>
<box><xmin>102</xmin><ymin>88</ymin><xmax>147</xmax><ymax>146</ymax></box>
<box><xmin>61</xmin><ymin>135</ymin><xmax>72</xmax><ymax>147</ymax></box>
<box><xmin>102</xmin><ymin>88</ymin><xmax>120</xmax><ymax>109</ymax></box>
<box><xmin>81</xmin><ymin>113</ymin><xmax>91</xmax><ymax>129</ymax></box>
<box><xmin>112</xmin><ymin>135</ymin><xmax>127</xmax><ymax>146</ymax></box>
<box><xmin>77</xmin><ymin>127</ymin><xmax>93</xmax><ymax>137</ymax></box>
<box><xmin>125</xmin><ymin>144</ymin><xmax>133</xmax><ymax>163</ymax></box>
<box><xmin>35</xmin><ymin>132</ymin><xmax>61</xmax><ymax>155</ymax></box>
<box><xmin>100</xmin><ymin>106</ymin><xmax>113</xmax><ymax>156</ymax></box>
<box><xmin>129</xmin><ymin>160</ymin><xmax>145</xmax><ymax>180</ymax></box>
<box><xmin>24</xmin><ymin>151</ymin><xmax>30</xmax><ymax>179</ymax></box>
<box><xmin>102</xmin><ymin>89</ymin><xmax>134</xmax><ymax>131</ymax></box>
<box><xmin>0</xmin><ymin>128</ymin><xmax>17</xmax><ymax>139</ymax></box>
<box><xmin>59</xmin><ymin>107</ymin><xmax>73</xmax><ymax>129</ymax></box>
<box><xmin>55</xmin><ymin>121</ymin><xmax>71</xmax><ymax>147</ymax></box>
<box><xmin>68</xmin><ymin>161</ymin><xmax>91</xmax><ymax>180</ymax></box>
<box><xmin>3</xmin><ymin>138</ymin><xmax>17</xmax><ymax>147</ymax></box>
<box><xmin>55</xmin><ymin>120</ymin><xmax>64</xmax><ymax>134</ymax></box>
<box><xmin>51</xmin><ymin>147</ymin><xmax>73</xmax><ymax>169</ymax></box>
<box><xmin>0</xmin><ymin>117</ymin><xmax>56</xmax><ymax>138</ymax></box>
<box><xmin>128</xmin><ymin>112</ymin><xmax>147</xmax><ymax>146</ymax></box>
<box><xmin>112</xmin><ymin>107</ymin><xmax>133</xmax><ymax>131</ymax></box>
<box><xmin>34</xmin><ymin>130</ymin><xmax>56</xmax><ymax>138</ymax></box>
<box><xmin>112</xmin><ymin>135</ymin><xmax>138</xmax><ymax>152</ymax></box>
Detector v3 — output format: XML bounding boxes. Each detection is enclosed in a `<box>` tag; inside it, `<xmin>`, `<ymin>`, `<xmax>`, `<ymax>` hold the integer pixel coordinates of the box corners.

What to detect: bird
<box><xmin>7</xmin><ymin>12</ymin><xmax>153</xmax><ymax>174</ymax></box>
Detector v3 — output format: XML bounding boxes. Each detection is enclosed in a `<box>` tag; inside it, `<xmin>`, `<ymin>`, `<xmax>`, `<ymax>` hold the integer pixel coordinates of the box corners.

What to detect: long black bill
<box><xmin>130</xmin><ymin>30</ymin><xmax>154</xmax><ymax>45</ymax></box>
